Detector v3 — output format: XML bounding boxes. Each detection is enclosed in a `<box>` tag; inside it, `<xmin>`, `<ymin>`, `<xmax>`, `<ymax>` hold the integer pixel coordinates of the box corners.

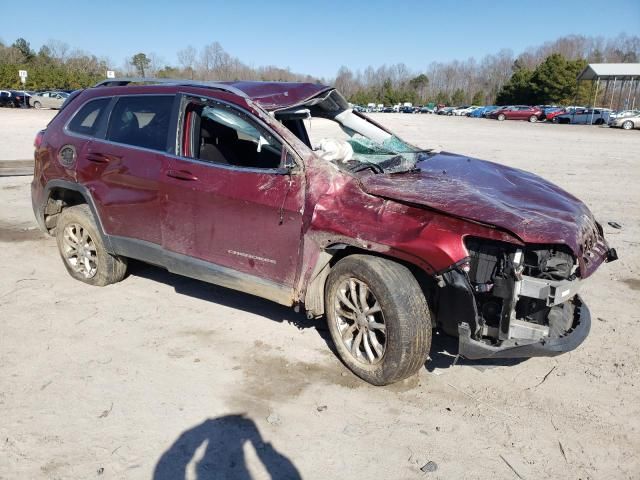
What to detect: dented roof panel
<box><xmin>219</xmin><ymin>81</ymin><xmax>333</xmax><ymax>110</ymax></box>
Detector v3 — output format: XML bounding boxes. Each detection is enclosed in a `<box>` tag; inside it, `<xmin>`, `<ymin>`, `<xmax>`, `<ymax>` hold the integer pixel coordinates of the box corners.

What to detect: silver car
<box><xmin>609</xmin><ymin>112</ymin><xmax>640</xmax><ymax>130</ymax></box>
<box><xmin>30</xmin><ymin>91</ymin><xmax>69</xmax><ymax>109</ymax></box>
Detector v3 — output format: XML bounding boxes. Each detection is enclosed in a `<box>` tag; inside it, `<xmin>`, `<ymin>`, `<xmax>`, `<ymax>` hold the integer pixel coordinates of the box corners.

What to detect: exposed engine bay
<box><xmin>435</xmin><ymin>238</ymin><xmax>591</xmax><ymax>358</ymax></box>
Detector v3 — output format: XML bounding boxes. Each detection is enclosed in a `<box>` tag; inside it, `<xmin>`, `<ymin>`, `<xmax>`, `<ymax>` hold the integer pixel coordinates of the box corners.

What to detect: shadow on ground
<box><xmin>128</xmin><ymin>261</ymin><xmax>333</xmax><ymax>342</ymax></box>
<box><xmin>129</xmin><ymin>261</ymin><xmax>524</xmax><ymax>376</ymax></box>
<box><xmin>153</xmin><ymin>415</ymin><xmax>301</xmax><ymax>480</ymax></box>
<box><xmin>427</xmin><ymin>329</ymin><xmax>525</xmax><ymax>371</ymax></box>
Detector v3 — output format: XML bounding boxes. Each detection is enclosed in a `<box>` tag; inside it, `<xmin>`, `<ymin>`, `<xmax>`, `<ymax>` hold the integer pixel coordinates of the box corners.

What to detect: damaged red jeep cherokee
<box><xmin>31</xmin><ymin>79</ymin><xmax>617</xmax><ymax>385</ymax></box>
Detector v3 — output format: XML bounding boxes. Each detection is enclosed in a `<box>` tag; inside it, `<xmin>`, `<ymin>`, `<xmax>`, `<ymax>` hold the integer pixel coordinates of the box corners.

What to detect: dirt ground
<box><xmin>1</xmin><ymin>109</ymin><xmax>639</xmax><ymax>480</ymax></box>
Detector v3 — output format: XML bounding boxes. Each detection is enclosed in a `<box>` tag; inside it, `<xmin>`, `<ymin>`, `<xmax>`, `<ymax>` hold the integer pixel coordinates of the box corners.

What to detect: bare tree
<box><xmin>46</xmin><ymin>39</ymin><xmax>69</xmax><ymax>63</ymax></box>
<box><xmin>177</xmin><ymin>45</ymin><xmax>196</xmax><ymax>79</ymax></box>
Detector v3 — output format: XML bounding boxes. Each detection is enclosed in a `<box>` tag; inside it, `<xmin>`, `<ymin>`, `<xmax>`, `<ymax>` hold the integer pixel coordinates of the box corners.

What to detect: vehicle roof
<box><xmin>92</xmin><ymin>78</ymin><xmax>333</xmax><ymax>111</ymax></box>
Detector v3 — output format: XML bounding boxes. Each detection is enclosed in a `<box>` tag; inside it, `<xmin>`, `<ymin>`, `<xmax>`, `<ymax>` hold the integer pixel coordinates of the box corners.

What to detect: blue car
<box><xmin>469</xmin><ymin>106</ymin><xmax>496</xmax><ymax>118</ymax></box>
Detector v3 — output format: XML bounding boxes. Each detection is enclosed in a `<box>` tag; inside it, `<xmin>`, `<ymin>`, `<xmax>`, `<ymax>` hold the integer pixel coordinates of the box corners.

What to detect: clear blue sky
<box><xmin>2</xmin><ymin>0</ymin><xmax>639</xmax><ymax>78</ymax></box>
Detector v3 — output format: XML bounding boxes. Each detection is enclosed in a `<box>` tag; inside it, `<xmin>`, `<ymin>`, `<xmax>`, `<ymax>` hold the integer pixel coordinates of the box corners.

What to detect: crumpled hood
<box><xmin>358</xmin><ymin>152</ymin><xmax>602</xmax><ymax>258</ymax></box>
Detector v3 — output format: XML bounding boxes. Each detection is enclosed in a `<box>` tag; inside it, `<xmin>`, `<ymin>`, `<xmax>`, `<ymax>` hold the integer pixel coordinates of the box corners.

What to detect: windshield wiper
<box><xmin>348</xmin><ymin>161</ymin><xmax>384</xmax><ymax>174</ymax></box>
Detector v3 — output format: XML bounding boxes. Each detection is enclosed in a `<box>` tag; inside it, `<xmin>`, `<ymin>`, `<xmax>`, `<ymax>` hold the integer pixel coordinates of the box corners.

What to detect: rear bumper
<box><xmin>458</xmin><ymin>295</ymin><xmax>591</xmax><ymax>359</ymax></box>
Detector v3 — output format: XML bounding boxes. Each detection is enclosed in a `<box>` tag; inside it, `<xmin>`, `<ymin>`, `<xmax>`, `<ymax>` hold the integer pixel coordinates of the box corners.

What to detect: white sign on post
<box><xmin>18</xmin><ymin>70</ymin><xmax>27</xmax><ymax>84</ymax></box>
<box><xmin>106</xmin><ymin>70</ymin><xmax>115</xmax><ymax>79</ymax></box>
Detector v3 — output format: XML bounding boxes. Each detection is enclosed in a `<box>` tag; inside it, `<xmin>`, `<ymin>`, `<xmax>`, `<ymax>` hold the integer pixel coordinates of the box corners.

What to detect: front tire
<box><xmin>622</xmin><ymin>120</ymin><xmax>633</xmax><ymax>130</ymax></box>
<box><xmin>325</xmin><ymin>255</ymin><xmax>432</xmax><ymax>385</ymax></box>
<box><xmin>55</xmin><ymin>205</ymin><xmax>127</xmax><ymax>286</ymax></box>
<box><xmin>33</xmin><ymin>101</ymin><xmax>42</xmax><ymax>109</ymax></box>
<box><xmin>529</xmin><ymin>115</ymin><xmax>537</xmax><ymax>123</ymax></box>
<box><xmin>497</xmin><ymin>113</ymin><xmax>506</xmax><ymax>121</ymax></box>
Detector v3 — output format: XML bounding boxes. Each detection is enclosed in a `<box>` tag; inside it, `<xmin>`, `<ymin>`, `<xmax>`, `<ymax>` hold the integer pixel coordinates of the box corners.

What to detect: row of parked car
<box><xmin>352</xmin><ymin>101</ymin><xmax>639</xmax><ymax>129</ymax></box>
<box><xmin>430</xmin><ymin>104</ymin><xmax>640</xmax><ymax>129</ymax></box>
<box><xmin>0</xmin><ymin>89</ymin><xmax>70</xmax><ymax>109</ymax></box>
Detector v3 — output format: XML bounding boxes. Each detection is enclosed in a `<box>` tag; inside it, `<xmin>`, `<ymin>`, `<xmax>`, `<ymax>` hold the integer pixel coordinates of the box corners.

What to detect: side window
<box><xmin>67</xmin><ymin>98</ymin><xmax>110</xmax><ymax>136</ymax></box>
<box><xmin>106</xmin><ymin>95</ymin><xmax>174</xmax><ymax>151</ymax></box>
<box><xmin>182</xmin><ymin>100</ymin><xmax>282</xmax><ymax>169</ymax></box>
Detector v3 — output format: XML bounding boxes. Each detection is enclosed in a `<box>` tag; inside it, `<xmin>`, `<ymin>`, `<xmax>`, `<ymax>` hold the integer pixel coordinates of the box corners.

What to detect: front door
<box><xmin>161</xmin><ymin>96</ymin><xmax>304</xmax><ymax>287</ymax></box>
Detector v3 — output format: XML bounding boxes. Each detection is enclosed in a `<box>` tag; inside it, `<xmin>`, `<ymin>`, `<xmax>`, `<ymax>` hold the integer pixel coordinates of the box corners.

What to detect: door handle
<box><xmin>86</xmin><ymin>152</ymin><xmax>111</xmax><ymax>163</ymax></box>
<box><xmin>167</xmin><ymin>169</ymin><xmax>198</xmax><ymax>181</ymax></box>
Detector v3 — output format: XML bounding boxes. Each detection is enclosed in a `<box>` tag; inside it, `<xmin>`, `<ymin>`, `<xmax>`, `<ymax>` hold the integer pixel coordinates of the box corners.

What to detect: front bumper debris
<box><xmin>458</xmin><ymin>295</ymin><xmax>591</xmax><ymax>359</ymax></box>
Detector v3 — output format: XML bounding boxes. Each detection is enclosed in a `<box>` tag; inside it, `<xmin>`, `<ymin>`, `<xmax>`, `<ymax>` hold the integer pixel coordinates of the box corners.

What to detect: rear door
<box><xmin>161</xmin><ymin>94</ymin><xmax>305</xmax><ymax>287</ymax></box>
<box><xmin>74</xmin><ymin>94</ymin><xmax>176</xmax><ymax>245</ymax></box>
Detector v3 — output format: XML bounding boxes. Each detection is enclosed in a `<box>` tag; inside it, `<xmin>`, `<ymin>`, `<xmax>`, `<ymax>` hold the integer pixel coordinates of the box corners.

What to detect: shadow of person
<box><xmin>153</xmin><ymin>415</ymin><xmax>301</xmax><ymax>480</ymax></box>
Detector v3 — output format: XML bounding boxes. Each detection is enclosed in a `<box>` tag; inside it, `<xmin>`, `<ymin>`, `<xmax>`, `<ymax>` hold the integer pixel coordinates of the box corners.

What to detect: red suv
<box><xmin>488</xmin><ymin>105</ymin><xmax>543</xmax><ymax>122</ymax></box>
<box><xmin>31</xmin><ymin>79</ymin><xmax>617</xmax><ymax>385</ymax></box>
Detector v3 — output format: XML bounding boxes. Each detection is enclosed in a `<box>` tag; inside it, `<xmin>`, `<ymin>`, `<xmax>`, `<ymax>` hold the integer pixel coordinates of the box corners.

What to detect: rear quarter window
<box><xmin>67</xmin><ymin>98</ymin><xmax>111</xmax><ymax>137</ymax></box>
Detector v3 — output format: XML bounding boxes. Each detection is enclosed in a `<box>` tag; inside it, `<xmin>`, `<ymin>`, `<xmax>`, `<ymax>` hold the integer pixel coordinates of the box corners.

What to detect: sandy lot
<box><xmin>1</xmin><ymin>110</ymin><xmax>639</xmax><ymax>479</ymax></box>
<box><xmin>0</xmin><ymin>109</ymin><xmax>55</xmax><ymax>161</ymax></box>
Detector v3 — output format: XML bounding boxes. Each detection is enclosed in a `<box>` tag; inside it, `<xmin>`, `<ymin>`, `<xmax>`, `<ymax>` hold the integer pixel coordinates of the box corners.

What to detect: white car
<box><xmin>452</xmin><ymin>106</ymin><xmax>479</xmax><ymax>116</ymax></box>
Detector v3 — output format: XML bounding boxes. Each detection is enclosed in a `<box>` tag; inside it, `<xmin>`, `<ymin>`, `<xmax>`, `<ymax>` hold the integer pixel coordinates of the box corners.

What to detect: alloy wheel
<box><xmin>333</xmin><ymin>277</ymin><xmax>386</xmax><ymax>365</ymax></box>
<box><xmin>61</xmin><ymin>223</ymin><xmax>98</xmax><ymax>278</ymax></box>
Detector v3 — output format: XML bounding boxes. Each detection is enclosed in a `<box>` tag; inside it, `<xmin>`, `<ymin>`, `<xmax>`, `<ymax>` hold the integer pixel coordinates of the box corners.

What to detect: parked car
<box><xmin>459</xmin><ymin>106</ymin><xmax>481</xmax><ymax>116</ymax></box>
<box><xmin>469</xmin><ymin>106</ymin><xmax>496</xmax><ymax>118</ymax></box>
<box><xmin>0</xmin><ymin>90</ymin><xmax>28</xmax><ymax>108</ymax></box>
<box><xmin>482</xmin><ymin>106</ymin><xmax>504</xmax><ymax>117</ymax></box>
<box><xmin>400</xmin><ymin>105</ymin><xmax>416</xmax><ymax>113</ymax></box>
<box><xmin>30</xmin><ymin>91</ymin><xmax>69</xmax><ymax>109</ymax></box>
<box><xmin>382</xmin><ymin>106</ymin><xmax>394</xmax><ymax>112</ymax></box>
<box><xmin>552</xmin><ymin>108</ymin><xmax>611</xmax><ymax>125</ymax></box>
<box><xmin>609</xmin><ymin>109</ymin><xmax>640</xmax><ymax>120</ymax></box>
<box><xmin>609</xmin><ymin>112</ymin><xmax>640</xmax><ymax>130</ymax></box>
<box><xmin>488</xmin><ymin>105</ymin><xmax>543</xmax><ymax>122</ymax></box>
<box><xmin>437</xmin><ymin>106</ymin><xmax>455</xmax><ymax>115</ymax></box>
<box><xmin>539</xmin><ymin>106</ymin><xmax>563</xmax><ymax>119</ymax></box>
<box><xmin>419</xmin><ymin>105</ymin><xmax>434</xmax><ymax>114</ymax></box>
<box><xmin>31</xmin><ymin>78</ymin><xmax>617</xmax><ymax>385</ymax></box>
<box><xmin>546</xmin><ymin>108</ymin><xmax>571</xmax><ymax>121</ymax></box>
<box><xmin>451</xmin><ymin>105</ymin><xmax>471</xmax><ymax>116</ymax></box>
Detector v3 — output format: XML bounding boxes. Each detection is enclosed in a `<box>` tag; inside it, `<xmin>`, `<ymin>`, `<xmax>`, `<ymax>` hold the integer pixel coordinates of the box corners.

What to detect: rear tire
<box><xmin>497</xmin><ymin>113</ymin><xmax>506</xmax><ymax>121</ymax></box>
<box><xmin>622</xmin><ymin>120</ymin><xmax>634</xmax><ymax>130</ymax></box>
<box><xmin>55</xmin><ymin>205</ymin><xmax>127</xmax><ymax>286</ymax></box>
<box><xmin>325</xmin><ymin>255</ymin><xmax>432</xmax><ymax>385</ymax></box>
<box><xmin>594</xmin><ymin>118</ymin><xmax>604</xmax><ymax>125</ymax></box>
<box><xmin>33</xmin><ymin>101</ymin><xmax>41</xmax><ymax>109</ymax></box>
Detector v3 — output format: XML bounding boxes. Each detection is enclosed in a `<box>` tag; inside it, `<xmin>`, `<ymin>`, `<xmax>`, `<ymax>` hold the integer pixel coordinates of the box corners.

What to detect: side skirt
<box><xmin>109</xmin><ymin>236</ymin><xmax>295</xmax><ymax>307</ymax></box>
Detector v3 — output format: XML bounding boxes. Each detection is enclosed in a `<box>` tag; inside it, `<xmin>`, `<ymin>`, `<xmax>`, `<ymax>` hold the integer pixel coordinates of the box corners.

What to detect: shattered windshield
<box><xmin>278</xmin><ymin>89</ymin><xmax>430</xmax><ymax>174</ymax></box>
<box><xmin>336</xmin><ymin>130</ymin><xmax>428</xmax><ymax>174</ymax></box>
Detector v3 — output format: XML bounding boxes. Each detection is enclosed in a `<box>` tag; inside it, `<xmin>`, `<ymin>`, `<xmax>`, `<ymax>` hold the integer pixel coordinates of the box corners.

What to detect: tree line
<box><xmin>1</xmin><ymin>34</ymin><xmax>638</xmax><ymax>107</ymax></box>
<box><xmin>335</xmin><ymin>34</ymin><xmax>639</xmax><ymax>106</ymax></box>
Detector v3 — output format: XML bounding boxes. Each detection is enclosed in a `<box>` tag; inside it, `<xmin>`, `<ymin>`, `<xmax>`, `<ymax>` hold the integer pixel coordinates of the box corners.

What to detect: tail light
<box><xmin>34</xmin><ymin>130</ymin><xmax>45</xmax><ymax>148</ymax></box>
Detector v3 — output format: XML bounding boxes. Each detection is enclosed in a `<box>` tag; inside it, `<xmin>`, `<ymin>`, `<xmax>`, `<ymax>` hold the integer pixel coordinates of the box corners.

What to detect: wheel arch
<box><xmin>303</xmin><ymin>242</ymin><xmax>437</xmax><ymax>319</ymax></box>
<box><xmin>39</xmin><ymin>180</ymin><xmax>113</xmax><ymax>251</ymax></box>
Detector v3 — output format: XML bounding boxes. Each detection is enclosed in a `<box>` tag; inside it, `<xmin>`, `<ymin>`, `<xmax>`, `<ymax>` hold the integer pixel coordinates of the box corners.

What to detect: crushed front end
<box><xmin>435</xmin><ymin>236</ymin><xmax>618</xmax><ymax>359</ymax></box>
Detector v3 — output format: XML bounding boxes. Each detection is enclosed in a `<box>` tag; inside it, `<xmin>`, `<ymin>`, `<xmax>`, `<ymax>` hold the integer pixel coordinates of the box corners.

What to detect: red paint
<box><xmin>488</xmin><ymin>105</ymin><xmax>542</xmax><ymax>120</ymax></box>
